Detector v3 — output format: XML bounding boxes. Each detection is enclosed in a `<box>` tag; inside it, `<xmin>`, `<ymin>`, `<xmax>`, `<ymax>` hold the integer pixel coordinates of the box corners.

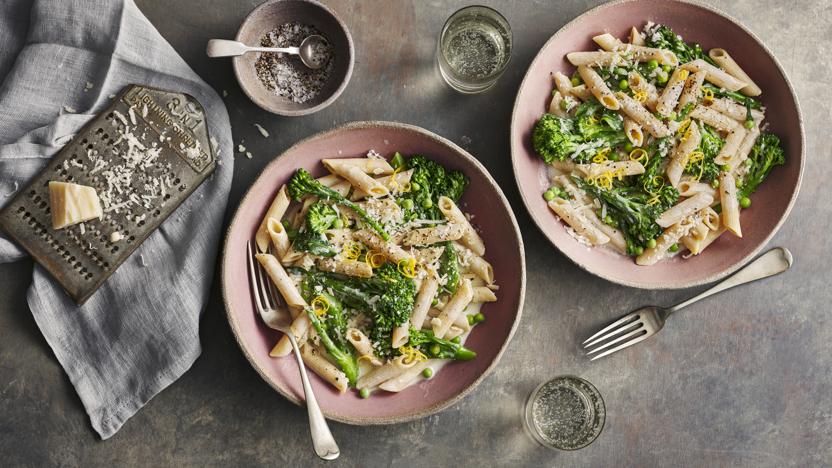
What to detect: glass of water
<box><xmin>523</xmin><ymin>375</ymin><xmax>606</xmax><ymax>450</ymax></box>
<box><xmin>437</xmin><ymin>5</ymin><xmax>512</xmax><ymax>94</ymax></box>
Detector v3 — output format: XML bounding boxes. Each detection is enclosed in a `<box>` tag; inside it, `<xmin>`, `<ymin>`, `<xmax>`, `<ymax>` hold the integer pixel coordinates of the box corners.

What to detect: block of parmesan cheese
<box><xmin>49</xmin><ymin>181</ymin><xmax>103</xmax><ymax>229</ymax></box>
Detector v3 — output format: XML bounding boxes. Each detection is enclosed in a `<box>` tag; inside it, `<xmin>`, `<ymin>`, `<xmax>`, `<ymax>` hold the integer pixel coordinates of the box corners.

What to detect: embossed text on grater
<box><xmin>0</xmin><ymin>85</ymin><xmax>216</xmax><ymax>304</ymax></box>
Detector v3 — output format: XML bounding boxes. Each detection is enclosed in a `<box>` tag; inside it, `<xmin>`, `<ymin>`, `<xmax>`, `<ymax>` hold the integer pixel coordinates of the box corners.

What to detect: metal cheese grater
<box><xmin>0</xmin><ymin>85</ymin><xmax>216</xmax><ymax>304</ymax></box>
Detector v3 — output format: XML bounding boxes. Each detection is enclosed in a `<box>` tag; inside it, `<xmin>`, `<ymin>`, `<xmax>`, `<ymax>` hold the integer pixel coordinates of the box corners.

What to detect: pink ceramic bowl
<box><xmin>222</xmin><ymin>121</ymin><xmax>525</xmax><ymax>424</ymax></box>
<box><xmin>511</xmin><ymin>0</ymin><xmax>804</xmax><ymax>289</ymax></box>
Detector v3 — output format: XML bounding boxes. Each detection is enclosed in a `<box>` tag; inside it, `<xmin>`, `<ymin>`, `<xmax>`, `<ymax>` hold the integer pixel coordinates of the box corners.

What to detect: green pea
<box><xmin>543</xmin><ymin>190</ymin><xmax>556</xmax><ymax>201</ymax></box>
<box><xmin>429</xmin><ymin>344</ymin><xmax>441</xmax><ymax>356</ymax></box>
<box><xmin>604</xmin><ymin>215</ymin><xmax>614</xmax><ymax>225</ymax></box>
<box><xmin>740</xmin><ymin>196</ymin><xmax>751</xmax><ymax>208</ymax></box>
<box><xmin>624</xmin><ymin>142</ymin><xmax>634</xmax><ymax>152</ymax></box>
<box><xmin>668</xmin><ymin>243</ymin><xmax>680</xmax><ymax>253</ymax></box>
<box><xmin>359</xmin><ymin>388</ymin><xmax>370</xmax><ymax>399</ymax></box>
<box><xmin>400</xmin><ymin>198</ymin><xmax>414</xmax><ymax>210</ymax></box>
<box><xmin>744</xmin><ymin>119</ymin><xmax>754</xmax><ymax>129</ymax></box>
<box><xmin>646</xmin><ymin>238</ymin><xmax>657</xmax><ymax>249</ymax></box>
<box><xmin>422</xmin><ymin>368</ymin><xmax>434</xmax><ymax>379</ymax></box>
<box><xmin>467</xmin><ymin>315</ymin><xmax>476</xmax><ymax>325</ymax></box>
<box><xmin>710</xmin><ymin>179</ymin><xmax>720</xmax><ymax>189</ymax></box>
<box><xmin>721</xmin><ymin>164</ymin><xmax>731</xmax><ymax>172</ymax></box>
<box><xmin>559</xmin><ymin>98</ymin><xmax>570</xmax><ymax>111</ymax></box>
<box><xmin>422</xmin><ymin>198</ymin><xmax>433</xmax><ymax>209</ymax></box>
<box><xmin>647</xmin><ymin>59</ymin><xmax>659</xmax><ymax>70</ymax></box>
<box><xmin>634</xmin><ymin>246</ymin><xmax>644</xmax><ymax>256</ymax></box>
<box><xmin>662</xmin><ymin>65</ymin><xmax>672</xmax><ymax>73</ymax></box>
<box><xmin>451</xmin><ymin>336</ymin><xmax>461</xmax><ymax>344</ymax></box>
<box><xmin>332</xmin><ymin>218</ymin><xmax>344</xmax><ymax>229</ymax></box>
<box><xmin>410</xmin><ymin>182</ymin><xmax>421</xmax><ymax>191</ymax></box>
<box><xmin>656</xmin><ymin>71</ymin><xmax>669</xmax><ymax>85</ymax></box>
<box><xmin>618</xmin><ymin>79</ymin><xmax>629</xmax><ymax>90</ymax></box>
<box><xmin>474</xmin><ymin>312</ymin><xmax>485</xmax><ymax>323</ymax></box>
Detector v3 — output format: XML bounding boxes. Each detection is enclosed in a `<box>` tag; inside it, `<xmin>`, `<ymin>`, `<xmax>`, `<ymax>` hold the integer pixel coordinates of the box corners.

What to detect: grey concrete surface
<box><xmin>1</xmin><ymin>0</ymin><xmax>830</xmax><ymax>466</ymax></box>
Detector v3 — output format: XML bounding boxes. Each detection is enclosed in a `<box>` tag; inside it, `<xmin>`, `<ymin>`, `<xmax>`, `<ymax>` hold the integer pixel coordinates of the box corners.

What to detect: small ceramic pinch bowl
<box><xmin>510</xmin><ymin>0</ymin><xmax>804</xmax><ymax>289</ymax></box>
<box><xmin>233</xmin><ymin>0</ymin><xmax>354</xmax><ymax>116</ymax></box>
<box><xmin>222</xmin><ymin>121</ymin><xmax>525</xmax><ymax>424</ymax></box>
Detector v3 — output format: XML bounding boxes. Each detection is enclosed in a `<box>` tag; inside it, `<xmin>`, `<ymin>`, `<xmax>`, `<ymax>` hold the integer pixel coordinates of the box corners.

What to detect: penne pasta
<box><xmin>719</xmin><ymin>172</ymin><xmax>742</xmax><ymax>237</ymax></box>
<box><xmin>681</xmin><ymin>59</ymin><xmax>747</xmax><ymax>92</ymax></box>
<box><xmin>454</xmin><ymin>243</ymin><xmax>495</xmax><ymax>285</ymax></box>
<box><xmin>266</xmin><ymin>217</ymin><xmax>291</xmax><ymax>259</ymax></box>
<box><xmin>391</xmin><ymin>323</ymin><xmax>409</xmax><ymax>349</ymax></box>
<box><xmin>624</xmin><ymin>117</ymin><xmax>644</xmax><ymax>147</ymax></box>
<box><xmin>704</xmin><ymin>97</ymin><xmax>765</xmax><ymax>123</ymax></box>
<box><xmin>329</xmin><ymin>164</ymin><xmax>389</xmax><ymax>198</ymax></box>
<box><xmin>548</xmin><ymin>91</ymin><xmax>570</xmax><ymax>117</ymax></box>
<box><xmin>353</xmin><ymin>229</ymin><xmax>414</xmax><ymax>265</ymax></box>
<box><xmin>431</xmin><ymin>279</ymin><xmax>473</xmax><ymax>339</ymax></box>
<box><xmin>438</xmin><ymin>196</ymin><xmax>485</xmax><ymax>256</ymax></box>
<box><xmin>566</xmin><ymin>51</ymin><xmax>622</xmax><ymax>67</ymax></box>
<box><xmin>629</xmin><ymin>26</ymin><xmax>645</xmax><ymax>46</ymax></box>
<box><xmin>678</xmin><ymin>179</ymin><xmax>716</xmax><ymax>198</ymax></box>
<box><xmin>552</xmin><ymin>71</ymin><xmax>573</xmax><ymax>95</ymax></box>
<box><xmin>656</xmin><ymin>192</ymin><xmax>714</xmax><ymax>228</ymax></box>
<box><xmin>627</xmin><ymin>71</ymin><xmax>659</xmax><ymax>111</ymax></box>
<box><xmin>637</xmin><ymin>216</ymin><xmax>697</xmax><ymax>266</ymax></box>
<box><xmin>270</xmin><ymin>312</ymin><xmax>311</xmax><ymax>358</ymax></box>
<box><xmin>316</xmin><ymin>257</ymin><xmax>373</xmax><ymax>278</ymax></box>
<box><xmin>731</xmin><ymin>125</ymin><xmax>760</xmax><ymax>170</ymax></box>
<box><xmin>472</xmin><ymin>286</ymin><xmax>497</xmax><ymax>303</ymax></box>
<box><xmin>322</xmin><ymin>158</ymin><xmax>393</xmax><ymax>176</ymax></box>
<box><xmin>714</xmin><ymin>126</ymin><xmax>748</xmax><ymax>167</ymax></box>
<box><xmin>656</xmin><ymin>68</ymin><xmax>690</xmax><ymax>116</ymax></box>
<box><xmin>351</xmin><ymin>169</ymin><xmax>414</xmax><ymax>200</ymax></box>
<box><xmin>356</xmin><ymin>355</ymin><xmax>417</xmax><ymax>390</ymax></box>
<box><xmin>578</xmin><ymin>65</ymin><xmax>620</xmax><ymax>110</ymax></box>
<box><xmin>547</xmin><ymin>198</ymin><xmax>611</xmax><ymax>245</ymax></box>
<box><xmin>255</xmin><ymin>253</ymin><xmax>308</xmax><ymax>309</ymax></box>
<box><xmin>690</xmin><ymin>105</ymin><xmax>739</xmax><ymax>132</ymax></box>
<box><xmin>410</xmin><ymin>274</ymin><xmax>440</xmax><ymax>330</ymax></box>
<box><xmin>255</xmin><ymin>185</ymin><xmax>290</xmax><ymax>252</ymax></box>
<box><xmin>378</xmin><ymin>360</ymin><xmax>436</xmax><ymax>392</ymax></box>
<box><xmin>346</xmin><ymin>328</ymin><xmax>382</xmax><ymax>366</ymax></box>
<box><xmin>591</xmin><ymin>33</ymin><xmax>678</xmax><ymax>65</ymax></box>
<box><xmin>569</xmin><ymin>84</ymin><xmax>594</xmax><ymax>101</ymax></box>
<box><xmin>666</xmin><ymin>120</ymin><xmax>701</xmax><ymax>187</ymax></box>
<box><xmin>677</xmin><ymin>70</ymin><xmax>706</xmax><ymax>110</ymax></box>
<box><xmin>577</xmin><ymin>160</ymin><xmax>645</xmax><ymax>179</ymax></box>
<box><xmin>616</xmin><ymin>92</ymin><xmax>671</xmax><ymax>138</ymax></box>
<box><xmin>709</xmin><ymin>48</ymin><xmax>762</xmax><ymax>96</ymax></box>
<box><xmin>579</xmin><ymin>205</ymin><xmax>627</xmax><ymax>254</ymax></box>
<box><xmin>301</xmin><ymin>344</ymin><xmax>349</xmax><ymax>393</ymax></box>
<box><xmin>402</xmin><ymin>223</ymin><xmax>466</xmax><ymax>246</ymax></box>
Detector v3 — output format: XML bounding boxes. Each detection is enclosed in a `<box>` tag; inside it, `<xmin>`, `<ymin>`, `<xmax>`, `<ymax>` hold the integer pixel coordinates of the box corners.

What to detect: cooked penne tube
<box><xmin>677</xmin><ymin>70</ymin><xmax>706</xmax><ymax>110</ymax></box>
<box><xmin>577</xmin><ymin>160</ymin><xmax>645</xmax><ymax>179</ymax></box>
<box><xmin>690</xmin><ymin>105</ymin><xmax>739</xmax><ymax>132</ymax></box>
<box><xmin>548</xmin><ymin>198</ymin><xmax>611</xmax><ymax>245</ymax></box>
<box><xmin>681</xmin><ymin>215</ymin><xmax>710</xmax><ymax>256</ymax></box>
<box><xmin>624</xmin><ymin>117</ymin><xmax>644</xmax><ymax>147</ymax></box>
<box><xmin>346</xmin><ymin>328</ymin><xmax>382</xmax><ymax>366</ymax></box>
<box><xmin>656</xmin><ymin>192</ymin><xmax>714</xmax><ymax>228</ymax></box>
<box><xmin>637</xmin><ymin>216</ymin><xmax>697</xmax><ymax>266</ymax></box>
<box><xmin>391</xmin><ymin>323</ymin><xmax>409</xmax><ymax>349</ymax></box>
<box><xmin>552</xmin><ymin>175</ymin><xmax>593</xmax><ymax>206</ymax></box>
<box><xmin>578</xmin><ymin>65</ymin><xmax>620</xmax><ymax>110</ymax></box>
<box><xmin>329</xmin><ymin>165</ymin><xmax>389</xmax><ymax>198</ymax></box>
<box><xmin>695</xmin><ymin>226</ymin><xmax>727</xmax><ymax>254</ymax></box>
<box><xmin>322</xmin><ymin>158</ymin><xmax>393</xmax><ymax>175</ymax></box>
<box><xmin>456</xmin><ymin>244</ymin><xmax>494</xmax><ymax>285</ymax></box>
<box><xmin>270</xmin><ymin>312</ymin><xmax>311</xmax><ymax>357</ymax></box>
<box><xmin>549</xmin><ymin>160</ymin><xmax>578</xmax><ymax>174</ymax></box>
<box><xmin>316</xmin><ymin>257</ymin><xmax>373</xmax><ymax>278</ymax></box>
<box><xmin>714</xmin><ymin>126</ymin><xmax>748</xmax><ymax>167</ymax></box>
<box><xmin>256</xmin><ymin>253</ymin><xmax>307</xmax><ymax>309</ymax></box>
<box><xmin>353</xmin><ymin>229</ymin><xmax>414</xmax><ymax>265</ymax></box>
<box><xmin>402</xmin><ymin>223</ymin><xmax>466</xmax><ymax>246</ymax></box>
<box><xmin>681</xmin><ymin>59</ymin><xmax>747</xmax><ymax>92</ymax></box>
<box><xmin>552</xmin><ymin>71</ymin><xmax>573</xmax><ymax>95</ymax></box>
<box><xmin>438</xmin><ymin>196</ymin><xmax>485</xmax><ymax>256</ymax></box>
<box><xmin>414</xmin><ymin>246</ymin><xmax>444</xmax><ymax>266</ymax></box>
<box><xmin>431</xmin><ymin>278</ymin><xmax>473</xmax><ymax>338</ymax></box>
<box><xmin>316</xmin><ymin>173</ymin><xmax>343</xmax><ymax>187</ymax></box>
<box><xmin>266</xmin><ymin>217</ymin><xmax>291</xmax><ymax>259</ymax></box>
<box><xmin>329</xmin><ymin>180</ymin><xmax>352</xmax><ymax>197</ymax></box>
<box><xmin>678</xmin><ymin>179</ymin><xmax>716</xmax><ymax>198</ymax></box>
<box><xmin>704</xmin><ymin>97</ymin><xmax>765</xmax><ymax>123</ymax></box>
<box><xmin>629</xmin><ymin>26</ymin><xmax>645</xmax><ymax>45</ymax></box>
<box><xmin>472</xmin><ymin>286</ymin><xmax>497</xmax><ymax>303</ymax></box>
<box><xmin>719</xmin><ymin>172</ymin><xmax>742</xmax><ymax>237</ymax></box>
<box><xmin>378</xmin><ymin>360</ymin><xmax>436</xmax><ymax>392</ymax></box>
<box><xmin>566</xmin><ymin>51</ymin><xmax>622</xmax><ymax>67</ymax></box>
<box><xmin>569</xmin><ymin>84</ymin><xmax>594</xmax><ymax>101</ymax></box>
<box><xmin>591</xmin><ymin>33</ymin><xmax>678</xmax><ymax>65</ymax></box>
<box><xmin>445</xmin><ymin>326</ymin><xmax>465</xmax><ymax>340</ymax></box>
<box><xmin>410</xmin><ymin>274</ymin><xmax>439</xmax><ymax>330</ymax></box>
<box><xmin>579</xmin><ymin>205</ymin><xmax>627</xmax><ymax>254</ymax></box>
<box><xmin>427</xmin><ymin>307</ymin><xmax>471</xmax><ymax>331</ymax></box>
<box><xmin>548</xmin><ymin>91</ymin><xmax>570</xmax><ymax>117</ymax></box>
<box><xmin>351</xmin><ymin>169</ymin><xmax>414</xmax><ymax>200</ymax></box>
<box><xmin>656</xmin><ymin>68</ymin><xmax>690</xmax><ymax>116</ymax></box>
<box><xmin>301</xmin><ymin>344</ymin><xmax>349</xmax><ymax>393</ymax></box>
<box><xmin>255</xmin><ymin>185</ymin><xmax>290</xmax><ymax>252</ymax></box>
<box><xmin>702</xmin><ymin>206</ymin><xmax>721</xmax><ymax>231</ymax></box>
<box><xmin>731</xmin><ymin>125</ymin><xmax>760</xmax><ymax>169</ymax></box>
<box><xmin>357</xmin><ymin>355</ymin><xmax>417</xmax><ymax>390</ymax></box>
<box><xmin>666</xmin><ymin>120</ymin><xmax>701</xmax><ymax>187</ymax></box>
<box><xmin>616</xmin><ymin>92</ymin><xmax>671</xmax><ymax>138</ymax></box>
<box><xmin>627</xmin><ymin>71</ymin><xmax>659</xmax><ymax>110</ymax></box>
<box><xmin>709</xmin><ymin>48</ymin><xmax>761</xmax><ymax>96</ymax></box>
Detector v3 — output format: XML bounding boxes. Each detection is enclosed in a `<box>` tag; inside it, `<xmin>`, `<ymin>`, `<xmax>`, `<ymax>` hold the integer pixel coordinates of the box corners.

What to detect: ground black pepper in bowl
<box><xmin>254</xmin><ymin>23</ymin><xmax>335</xmax><ymax>104</ymax></box>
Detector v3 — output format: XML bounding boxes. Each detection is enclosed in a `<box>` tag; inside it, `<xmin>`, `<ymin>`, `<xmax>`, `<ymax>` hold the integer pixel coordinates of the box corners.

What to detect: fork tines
<box><xmin>247</xmin><ymin>241</ymin><xmax>279</xmax><ymax>311</ymax></box>
<box><xmin>582</xmin><ymin>312</ymin><xmax>651</xmax><ymax>361</ymax></box>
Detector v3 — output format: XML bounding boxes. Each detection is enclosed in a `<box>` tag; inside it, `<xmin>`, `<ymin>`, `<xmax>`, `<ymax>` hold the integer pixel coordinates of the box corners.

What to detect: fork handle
<box><xmin>287</xmin><ymin>333</ymin><xmax>340</xmax><ymax>460</ymax></box>
<box><xmin>669</xmin><ymin>247</ymin><xmax>793</xmax><ymax>314</ymax></box>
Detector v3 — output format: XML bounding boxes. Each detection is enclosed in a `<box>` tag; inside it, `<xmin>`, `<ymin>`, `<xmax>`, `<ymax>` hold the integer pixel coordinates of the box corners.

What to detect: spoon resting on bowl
<box><xmin>207</xmin><ymin>35</ymin><xmax>328</xmax><ymax>69</ymax></box>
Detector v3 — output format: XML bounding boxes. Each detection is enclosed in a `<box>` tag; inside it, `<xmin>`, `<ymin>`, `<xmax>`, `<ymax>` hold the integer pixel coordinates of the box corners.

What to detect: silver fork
<box><xmin>247</xmin><ymin>241</ymin><xmax>340</xmax><ymax>461</ymax></box>
<box><xmin>583</xmin><ymin>247</ymin><xmax>793</xmax><ymax>360</ymax></box>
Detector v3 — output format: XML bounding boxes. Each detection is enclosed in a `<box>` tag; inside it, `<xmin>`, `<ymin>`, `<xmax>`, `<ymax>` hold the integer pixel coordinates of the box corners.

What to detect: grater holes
<box><xmin>128</xmin><ymin>235</ymin><xmax>135</xmax><ymax>242</ymax></box>
<box><xmin>17</xmin><ymin>206</ymin><xmax>24</xmax><ymax>213</ymax></box>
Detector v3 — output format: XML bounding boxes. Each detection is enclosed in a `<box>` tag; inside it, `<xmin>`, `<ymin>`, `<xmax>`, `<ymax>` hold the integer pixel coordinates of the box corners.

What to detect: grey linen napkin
<box><xmin>0</xmin><ymin>0</ymin><xmax>233</xmax><ymax>439</ymax></box>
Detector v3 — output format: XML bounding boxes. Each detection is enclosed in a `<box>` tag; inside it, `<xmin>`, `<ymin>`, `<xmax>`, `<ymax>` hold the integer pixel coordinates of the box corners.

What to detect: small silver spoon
<box><xmin>206</xmin><ymin>35</ymin><xmax>328</xmax><ymax>69</ymax></box>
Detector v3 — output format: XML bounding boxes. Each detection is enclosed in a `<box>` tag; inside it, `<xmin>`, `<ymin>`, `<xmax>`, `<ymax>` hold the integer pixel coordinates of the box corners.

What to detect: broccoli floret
<box><xmin>532</xmin><ymin>101</ymin><xmax>628</xmax><ymax>164</ymax></box>
<box><xmin>644</xmin><ymin>24</ymin><xmax>711</xmax><ymax>65</ymax></box>
<box><xmin>306</xmin><ymin>202</ymin><xmax>338</xmax><ymax>233</ymax></box>
<box><xmin>407</xmin><ymin>328</ymin><xmax>476</xmax><ymax>360</ymax></box>
<box><xmin>738</xmin><ymin>133</ymin><xmax>785</xmax><ymax>199</ymax></box>
<box><xmin>532</xmin><ymin>114</ymin><xmax>584</xmax><ymax>164</ymax></box>
<box><xmin>287</xmin><ymin>169</ymin><xmax>389</xmax><ymax>240</ymax></box>
<box><xmin>292</xmin><ymin>201</ymin><xmax>339</xmax><ymax>257</ymax></box>
<box><xmin>397</xmin><ymin>155</ymin><xmax>469</xmax><ymax>221</ymax></box>
<box><xmin>685</xmin><ymin>124</ymin><xmax>723</xmax><ymax>182</ymax></box>
<box><xmin>306</xmin><ymin>308</ymin><xmax>358</xmax><ymax>386</ymax></box>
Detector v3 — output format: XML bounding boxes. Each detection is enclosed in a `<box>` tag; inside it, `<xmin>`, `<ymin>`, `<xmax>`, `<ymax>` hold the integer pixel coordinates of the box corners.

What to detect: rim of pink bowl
<box><xmin>510</xmin><ymin>0</ymin><xmax>805</xmax><ymax>289</ymax></box>
<box><xmin>221</xmin><ymin>121</ymin><xmax>526</xmax><ymax>424</ymax></box>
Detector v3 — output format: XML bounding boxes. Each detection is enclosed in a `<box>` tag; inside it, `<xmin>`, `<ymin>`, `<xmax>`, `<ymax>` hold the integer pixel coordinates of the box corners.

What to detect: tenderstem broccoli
<box><xmin>737</xmin><ymin>133</ymin><xmax>786</xmax><ymax>199</ymax></box>
<box><xmin>408</xmin><ymin>328</ymin><xmax>476</xmax><ymax>360</ymax></box>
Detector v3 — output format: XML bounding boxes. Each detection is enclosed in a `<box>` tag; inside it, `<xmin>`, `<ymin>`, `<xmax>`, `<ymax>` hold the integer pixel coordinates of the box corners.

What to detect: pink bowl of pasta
<box><xmin>222</xmin><ymin>121</ymin><xmax>524</xmax><ymax>424</ymax></box>
<box><xmin>511</xmin><ymin>0</ymin><xmax>803</xmax><ymax>289</ymax></box>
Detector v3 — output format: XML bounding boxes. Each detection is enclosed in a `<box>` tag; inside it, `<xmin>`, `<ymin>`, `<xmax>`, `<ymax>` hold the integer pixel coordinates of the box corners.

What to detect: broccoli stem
<box><xmin>306</xmin><ymin>309</ymin><xmax>358</xmax><ymax>386</ymax></box>
<box><xmin>409</xmin><ymin>328</ymin><xmax>476</xmax><ymax>361</ymax></box>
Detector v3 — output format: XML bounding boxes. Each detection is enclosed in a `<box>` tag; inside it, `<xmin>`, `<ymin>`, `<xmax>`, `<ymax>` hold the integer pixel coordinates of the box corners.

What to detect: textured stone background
<box><xmin>1</xmin><ymin>0</ymin><xmax>830</xmax><ymax>466</ymax></box>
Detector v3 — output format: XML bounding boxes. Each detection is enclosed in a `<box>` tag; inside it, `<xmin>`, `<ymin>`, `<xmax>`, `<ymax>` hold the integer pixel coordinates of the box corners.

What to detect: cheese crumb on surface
<box><xmin>254</xmin><ymin>123</ymin><xmax>270</xmax><ymax>138</ymax></box>
<box><xmin>110</xmin><ymin>232</ymin><xmax>123</xmax><ymax>242</ymax></box>
<box><xmin>238</xmin><ymin>144</ymin><xmax>246</xmax><ymax>153</ymax></box>
<box><xmin>49</xmin><ymin>181</ymin><xmax>103</xmax><ymax>229</ymax></box>
<box><xmin>246</xmin><ymin>151</ymin><xmax>253</xmax><ymax>159</ymax></box>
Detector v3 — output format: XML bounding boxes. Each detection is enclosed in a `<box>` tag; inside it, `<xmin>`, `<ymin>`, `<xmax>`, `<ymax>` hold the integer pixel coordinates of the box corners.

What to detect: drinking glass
<box><xmin>523</xmin><ymin>375</ymin><xmax>606</xmax><ymax>450</ymax></box>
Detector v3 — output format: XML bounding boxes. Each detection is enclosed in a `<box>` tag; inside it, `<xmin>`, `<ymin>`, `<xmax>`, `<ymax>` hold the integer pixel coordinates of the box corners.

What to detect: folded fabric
<box><xmin>0</xmin><ymin>0</ymin><xmax>233</xmax><ymax>439</ymax></box>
